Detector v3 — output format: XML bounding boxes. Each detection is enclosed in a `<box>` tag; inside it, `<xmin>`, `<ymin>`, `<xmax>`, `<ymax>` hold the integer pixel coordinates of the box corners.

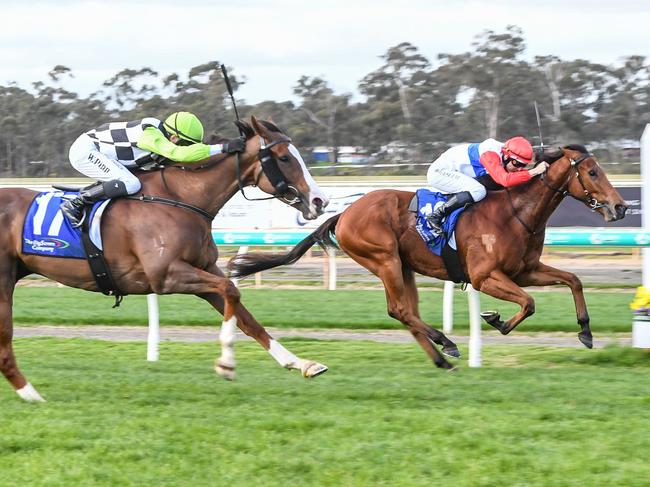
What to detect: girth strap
<box><xmin>80</xmin><ymin>212</ymin><xmax>123</xmax><ymax>307</ymax></box>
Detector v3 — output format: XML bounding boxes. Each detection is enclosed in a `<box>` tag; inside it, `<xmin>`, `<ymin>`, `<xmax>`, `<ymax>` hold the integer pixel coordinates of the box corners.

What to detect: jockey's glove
<box><xmin>223</xmin><ymin>137</ymin><xmax>246</xmax><ymax>154</ymax></box>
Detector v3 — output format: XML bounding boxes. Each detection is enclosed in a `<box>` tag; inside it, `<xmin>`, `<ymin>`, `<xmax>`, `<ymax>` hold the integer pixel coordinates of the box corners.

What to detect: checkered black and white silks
<box><xmin>85</xmin><ymin>117</ymin><xmax>163</xmax><ymax>167</ymax></box>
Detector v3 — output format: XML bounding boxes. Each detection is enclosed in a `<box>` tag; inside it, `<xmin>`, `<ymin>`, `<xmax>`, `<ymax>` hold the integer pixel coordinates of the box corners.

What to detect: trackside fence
<box><xmin>145</xmin><ymin>228</ymin><xmax>650</xmax><ymax>367</ymax></box>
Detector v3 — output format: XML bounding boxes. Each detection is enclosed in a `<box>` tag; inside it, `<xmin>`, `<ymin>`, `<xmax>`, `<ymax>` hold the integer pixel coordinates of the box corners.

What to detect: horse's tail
<box><xmin>228</xmin><ymin>214</ymin><xmax>341</xmax><ymax>279</ymax></box>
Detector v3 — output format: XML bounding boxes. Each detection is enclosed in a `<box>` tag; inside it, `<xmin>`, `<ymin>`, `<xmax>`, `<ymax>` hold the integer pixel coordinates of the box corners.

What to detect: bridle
<box><xmin>540</xmin><ymin>152</ymin><xmax>605</xmax><ymax>211</ymax></box>
<box><xmin>186</xmin><ymin>135</ymin><xmax>302</xmax><ymax>205</ymax></box>
<box><xmin>252</xmin><ymin>137</ymin><xmax>302</xmax><ymax>205</ymax></box>
<box><xmin>507</xmin><ymin>151</ymin><xmax>604</xmax><ymax>235</ymax></box>
<box><xmin>133</xmin><ymin>135</ymin><xmax>304</xmax><ymax>219</ymax></box>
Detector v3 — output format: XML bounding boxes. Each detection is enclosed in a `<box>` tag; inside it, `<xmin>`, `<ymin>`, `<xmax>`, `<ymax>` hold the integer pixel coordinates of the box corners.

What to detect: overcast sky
<box><xmin>1</xmin><ymin>0</ymin><xmax>649</xmax><ymax>104</ymax></box>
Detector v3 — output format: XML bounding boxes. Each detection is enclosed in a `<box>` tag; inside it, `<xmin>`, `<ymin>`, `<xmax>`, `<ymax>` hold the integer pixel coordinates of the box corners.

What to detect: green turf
<box><xmin>13</xmin><ymin>286</ymin><xmax>636</xmax><ymax>333</ymax></box>
<box><xmin>1</xmin><ymin>339</ymin><xmax>648</xmax><ymax>486</ymax></box>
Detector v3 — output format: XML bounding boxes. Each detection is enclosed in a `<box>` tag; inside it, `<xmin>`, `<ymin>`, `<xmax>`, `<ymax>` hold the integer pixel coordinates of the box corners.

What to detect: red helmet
<box><xmin>502</xmin><ymin>136</ymin><xmax>533</xmax><ymax>164</ymax></box>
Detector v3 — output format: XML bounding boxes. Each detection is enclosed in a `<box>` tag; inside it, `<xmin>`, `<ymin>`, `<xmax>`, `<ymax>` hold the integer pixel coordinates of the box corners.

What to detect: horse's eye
<box><xmin>278</xmin><ymin>156</ymin><xmax>290</xmax><ymax>163</ymax></box>
<box><xmin>588</xmin><ymin>169</ymin><xmax>597</xmax><ymax>177</ymax></box>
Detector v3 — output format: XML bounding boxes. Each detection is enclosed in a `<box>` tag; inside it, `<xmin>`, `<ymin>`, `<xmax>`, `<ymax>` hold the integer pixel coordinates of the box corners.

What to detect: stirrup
<box><xmin>427</xmin><ymin>215</ymin><xmax>444</xmax><ymax>235</ymax></box>
<box><xmin>65</xmin><ymin>210</ymin><xmax>86</xmax><ymax>228</ymax></box>
<box><xmin>61</xmin><ymin>200</ymin><xmax>86</xmax><ymax>228</ymax></box>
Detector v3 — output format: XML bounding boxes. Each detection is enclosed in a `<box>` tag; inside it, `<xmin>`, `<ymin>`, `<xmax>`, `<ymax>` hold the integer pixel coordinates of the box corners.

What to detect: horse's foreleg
<box><xmin>474</xmin><ymin>270</ymin><xmax>535</xmax><ymax>335</ymax></box>
<box><xmin>200</xmin><ymin>293</ymin><xmax>327</xmax><ymax>378</ymax></box>
<box><xmin>516</xmin><ymin>263</ymin><xmax>592</xmax><ymax>348</ymax></box>
<box><xmin>199</xmin><ymin>264</ymin><xmax>327</xmax><ymax>378</ymax></box>
<box><xmin>0</xmin><ymin>260</ymin><xmax>45</xmax><ymax>402</ymax></box>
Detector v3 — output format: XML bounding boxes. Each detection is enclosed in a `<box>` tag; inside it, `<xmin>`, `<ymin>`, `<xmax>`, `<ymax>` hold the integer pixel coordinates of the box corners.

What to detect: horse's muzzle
<box><xmin>614</xmin><ymin>203</ymin><xmax>628</xmax><ymax>221</ymax></box>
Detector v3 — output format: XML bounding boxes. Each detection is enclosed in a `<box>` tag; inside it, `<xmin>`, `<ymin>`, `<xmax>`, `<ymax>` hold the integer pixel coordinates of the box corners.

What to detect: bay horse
<box><xmin>229</xmin><ymin>145</ymin><xmax>628</xmax><ymax>371</ymax></box>
<box><xmin>0</xmin><ymin>116</ymin><xmax>330</xmax><ymax>402</ymax></box>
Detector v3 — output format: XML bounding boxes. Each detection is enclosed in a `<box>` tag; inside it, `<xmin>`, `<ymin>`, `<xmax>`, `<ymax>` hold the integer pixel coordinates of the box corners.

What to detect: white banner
<box><xmin>212</xmin><ymin>184</ymin><xmax>420</xmax><ymax>230</ymax></box>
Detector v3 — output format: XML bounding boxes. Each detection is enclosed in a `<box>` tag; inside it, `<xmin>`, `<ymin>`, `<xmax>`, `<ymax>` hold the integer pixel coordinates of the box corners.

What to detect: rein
<box><xmin>174</xmin><ymin>137</ymin><xmax>297</xmax><ymax>204</ymax></box>
<box><xmin>508</xmin><ymin>152</ymin><xmax>602</xmax><ymax>235</ymax></box>
<box><xmin>126</xmin><ymin>194</ymin><xmax>215</xmax><ymax>221</ymax></box>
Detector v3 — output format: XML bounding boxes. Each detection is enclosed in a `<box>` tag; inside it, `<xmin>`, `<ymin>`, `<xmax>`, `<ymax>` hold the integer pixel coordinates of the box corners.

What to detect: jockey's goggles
<box><xmin>507</xmin><ymin>158</ymin><xmax>528</xmax><ymax>169</ymax></box>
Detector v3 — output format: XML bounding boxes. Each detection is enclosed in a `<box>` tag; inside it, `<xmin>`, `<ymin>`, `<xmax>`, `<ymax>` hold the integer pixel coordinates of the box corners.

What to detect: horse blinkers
<box><xmin>258</xmin><ymin>140</ymin><xmax>300</xmax><ymax>204</ymax></box>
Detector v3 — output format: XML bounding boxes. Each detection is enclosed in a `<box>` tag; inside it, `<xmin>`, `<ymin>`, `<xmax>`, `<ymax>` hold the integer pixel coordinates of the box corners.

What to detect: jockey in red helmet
<box><xmin>426</xmin><ymin>136</ymin><xmax>549</xmax><ymax>235</ymax></box>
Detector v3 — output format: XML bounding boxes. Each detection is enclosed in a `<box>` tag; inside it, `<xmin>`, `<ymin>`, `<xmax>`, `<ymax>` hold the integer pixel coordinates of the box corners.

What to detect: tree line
<box><xmin>1</xmin><ymin>25</ymin><xmax>648</xmax><ymax>177</ymax></box>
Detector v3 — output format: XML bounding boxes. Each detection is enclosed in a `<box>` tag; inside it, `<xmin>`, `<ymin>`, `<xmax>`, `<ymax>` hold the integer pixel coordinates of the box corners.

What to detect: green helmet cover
<box><xmin>163</xmin><ymin>111</ymin><xmax>204</xmax><ymax>144</ymax></box>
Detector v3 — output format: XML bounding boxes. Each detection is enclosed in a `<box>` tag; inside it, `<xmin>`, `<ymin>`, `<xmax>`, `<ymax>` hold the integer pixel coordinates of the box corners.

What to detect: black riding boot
<box><xmin>61</xmin><ymin>180</ymin><xmax>128</xmax><ymax>228</ymax></box>
<box><xmin>427</xmin><ymin>191</ymin><xmax>474</xmax><ymax>235</ymax></box>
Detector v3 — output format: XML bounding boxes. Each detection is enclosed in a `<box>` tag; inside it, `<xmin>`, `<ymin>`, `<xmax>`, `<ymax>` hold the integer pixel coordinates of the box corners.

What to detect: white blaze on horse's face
<box><xmin>288</xmin><ymin>144</ymin><xmax>329</xmax><ymax>219</ymax></box>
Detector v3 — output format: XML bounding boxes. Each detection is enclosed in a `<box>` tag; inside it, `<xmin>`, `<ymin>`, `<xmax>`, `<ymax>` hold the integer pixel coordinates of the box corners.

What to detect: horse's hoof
<box><xmin>578</xmin><ymin>332</ymin><xmax>593</xmax><ymax>349</ymax></box>
<box><xmin>215</xmin><ymin>360</ymin><xmax>236</xmax><ymax>381</ymax></box>
<box><xmin>16</xmin><ymin>383</ymin><xmax>46</xmax><ymax>402</ymax></box>
<box><xmin>442</xmin><ymin>346</ymin><xmax>461</xmax><ymax>359</ymax></box>
<box><xmin>481</xmin><ymin>310</ymin><xmax>504</xmax><ymax>331</ymax></box>
<box><xmin>301</xmin><ymin>361</ymin><xmax>328</xmax><ymax>378</ymax></box>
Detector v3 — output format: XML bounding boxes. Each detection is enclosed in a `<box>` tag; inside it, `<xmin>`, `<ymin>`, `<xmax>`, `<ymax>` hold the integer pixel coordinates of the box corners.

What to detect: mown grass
<box><xmin>13</xmin><ymin>286</ymin><xmax>635</xmax><ymax>333</ymax></box>
<box><xmin>1</xmin><ymin>339</ymin><xmax>648</xmax><ymax>486</ymax></box>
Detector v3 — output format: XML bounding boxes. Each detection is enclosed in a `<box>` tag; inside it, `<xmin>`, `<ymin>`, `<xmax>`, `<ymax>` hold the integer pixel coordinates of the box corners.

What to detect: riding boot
<box><xmin>61</xmin><ymin>180</ymin><xmax>128</xmax><ymax>228</ymax></box>
<box><xmin>427</xmin><ymin>191</ymin><xmax>474</xmax><ymax>235</ymax></box>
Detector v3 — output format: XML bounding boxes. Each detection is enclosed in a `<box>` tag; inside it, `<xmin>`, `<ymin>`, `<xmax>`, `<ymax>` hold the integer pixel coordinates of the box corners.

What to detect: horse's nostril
<box><xmin>615</xmin><ymin>204</ymin><xmax>628</xmax><ymax>219</ymax></box>
<box><xmin>313</xmin><ymin>197</ymin><xmax>323</xmax><ymax>210</ymax></box>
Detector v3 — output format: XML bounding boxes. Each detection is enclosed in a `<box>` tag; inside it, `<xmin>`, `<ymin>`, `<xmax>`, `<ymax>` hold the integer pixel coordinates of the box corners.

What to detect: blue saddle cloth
<box><xmin>414</xmin><ymin>189</ymin><xmax>465</xmax><ymax>256</ymax></box>
<box><xmin>22</xmin><ymin>191</ymin><xmax>106</xmax><ymax>258</ymax></box>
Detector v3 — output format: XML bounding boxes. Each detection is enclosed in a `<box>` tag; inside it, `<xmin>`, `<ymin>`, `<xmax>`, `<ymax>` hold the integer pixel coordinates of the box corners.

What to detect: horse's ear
<box><xmin>234</xmin><ymin>120</ymin><xmax>254</xmax><ymax>139</ymax></box>
<box><xmin>250</xmin><ymin>115</ymin><xmax>272</xmax><ymax>139</ymax></box>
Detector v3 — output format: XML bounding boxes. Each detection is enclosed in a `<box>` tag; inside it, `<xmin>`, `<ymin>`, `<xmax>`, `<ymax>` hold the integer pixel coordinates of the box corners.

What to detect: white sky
<box><xmin>1</xmin><ymin>0</ymin><xmax>649</xmax><ymax>104</ymax></box>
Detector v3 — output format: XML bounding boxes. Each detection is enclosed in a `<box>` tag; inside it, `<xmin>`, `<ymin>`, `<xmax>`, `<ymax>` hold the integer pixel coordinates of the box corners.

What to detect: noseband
<box><xmin>541</xmin><ymin>152</ymin><xmax>604</xmax><ymax>210</ymax></box>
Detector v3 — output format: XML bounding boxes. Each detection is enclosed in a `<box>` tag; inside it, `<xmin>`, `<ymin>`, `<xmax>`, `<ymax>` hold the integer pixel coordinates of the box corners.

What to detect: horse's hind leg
<box><xmin>348</xmin><ymin>252</ymin><xmax>454</xmax><ymax>370</ymax></box>
<box><xmin>402</xmin><ymin>267</ymin><xmax>460</xmax><ymax>358</ymax></box>
<box><xmin>0</xmin><ymin>257</ymin><xmax>45</xmax><ymax>401</ymax></box>
<box><xmin>198</xmin><ymin>264</ymin><xmax>327</xmax><ymax>379</ymax></box>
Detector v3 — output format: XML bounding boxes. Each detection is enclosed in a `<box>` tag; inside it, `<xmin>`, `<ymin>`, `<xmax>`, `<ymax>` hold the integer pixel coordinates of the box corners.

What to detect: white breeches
<box><xmin>68</xmin><ymin>134</ymin><xmax>142</xmax><ymax>194</ymax></box>
<box><xmin>426</xmin><ymin>165</ymin><xmax>487</xmax><ymax>202</ymax></box>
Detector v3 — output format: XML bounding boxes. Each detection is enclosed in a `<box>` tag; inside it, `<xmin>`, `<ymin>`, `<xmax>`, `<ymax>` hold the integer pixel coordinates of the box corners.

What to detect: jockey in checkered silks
<box><xmin>61</xmin><ymin>111</ymin><xmax>246</xmax><ymax>227</ymax></box>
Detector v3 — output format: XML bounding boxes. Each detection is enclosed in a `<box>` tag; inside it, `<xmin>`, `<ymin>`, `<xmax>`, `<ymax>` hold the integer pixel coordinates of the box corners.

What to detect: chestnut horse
<box><xmin>229</xmin><ymin>145</ymin><xmax>628</xmax><ymax>370</ymax></box>
<box><xmin>0</xmin><ymin>116</ymin><xmax>330</xmax><ymax>402</ymax></box>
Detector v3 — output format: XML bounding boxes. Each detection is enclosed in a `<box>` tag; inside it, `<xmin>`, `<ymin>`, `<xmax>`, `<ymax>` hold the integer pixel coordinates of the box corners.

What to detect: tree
<box><xmin>359</xmin><ymin>42</ymin><xmax>431</xmax><ymax>144</ymax></box>
<box><xmin>293</xmin><ymin>76</ymin><xmax>350</xmax><ymax>161</ymax></box>
<box><xmin>440</xmin><ymin>26</ymin><xmax>536</xmax><ymax>139</ymax></box>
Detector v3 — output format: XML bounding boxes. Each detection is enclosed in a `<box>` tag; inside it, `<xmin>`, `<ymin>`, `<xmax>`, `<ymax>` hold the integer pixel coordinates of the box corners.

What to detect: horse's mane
<box><xmin>536</xmin><ymin>144</ymin><xmax>589</xmax><ymax>164</ymax></box>
<box><xmin>563</xmin><ymin>144</ymin><xmax>588</xmax><ymax>154</ymax></box>
<box><xmin>205</xmin><ymin>119</ymin><xmax>285</xmax><ymax>144</ymax></box>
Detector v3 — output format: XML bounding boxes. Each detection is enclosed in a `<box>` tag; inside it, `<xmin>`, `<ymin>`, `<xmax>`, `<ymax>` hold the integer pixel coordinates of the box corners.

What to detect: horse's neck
<box><xmin>506</xmin><ymin>176</ymin><xmax>566</xmax><ymax>232</ymax></box>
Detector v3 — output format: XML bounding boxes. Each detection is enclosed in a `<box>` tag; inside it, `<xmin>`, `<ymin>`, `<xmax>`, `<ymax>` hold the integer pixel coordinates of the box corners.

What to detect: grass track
<box><xmin>1</xmin><ymin>338</ymin><xmax>648</xmax><ymax>486</ymax></box>
<box><xmin>13</xmin><ymin>286</ymin><xmax>636</xmax><ymax>333</ymax></box>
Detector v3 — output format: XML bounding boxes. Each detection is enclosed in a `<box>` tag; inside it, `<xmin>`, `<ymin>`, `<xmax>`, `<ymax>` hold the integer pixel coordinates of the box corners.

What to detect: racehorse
<box><xmin>0</xmin><ymin>116</ymin><xmax>330</xmax><ymax>402</ymax></box>
<box><xmin>229</xmin><ymin>145</ymin><xmax>628</xmax><ymax>371</ymax></box>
